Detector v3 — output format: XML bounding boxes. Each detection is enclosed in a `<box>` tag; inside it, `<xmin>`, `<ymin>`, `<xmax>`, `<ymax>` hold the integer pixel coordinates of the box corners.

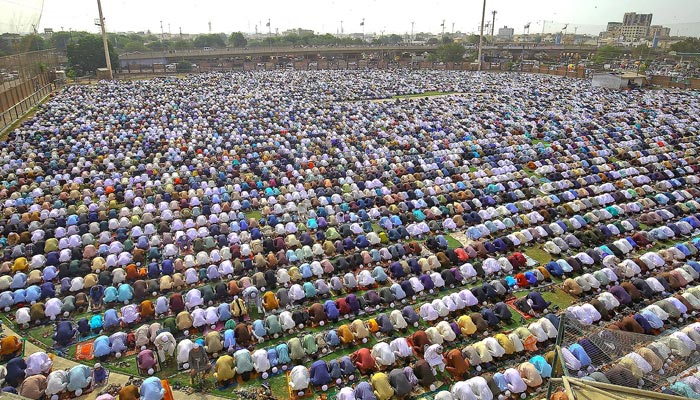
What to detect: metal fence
<box><xmin>0</xmin><ymin>49</ymin><xmax>63</xmax><ymax>136</ymax></box>
<box><xmin>0</xmin><ymin>82</ymin><xmax>54</xmax><ymax>134</ymax></box>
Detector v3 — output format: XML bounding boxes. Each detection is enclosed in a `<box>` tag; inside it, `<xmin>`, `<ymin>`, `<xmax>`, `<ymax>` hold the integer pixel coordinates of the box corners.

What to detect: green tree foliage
<box><xmin>176</xmin><ymin>61</ymin><xmax>193</xmax><ymax>72</ymax></box>
<box><xmin>66</xmin><ymin>34</ymin><xmax>119</xmax><ymax>75</ymax></box>
<box><xmin>48</xmin><ymin>31</ymin><xmax>73</xmax><ymax>51</ymax></box>
<box><xmin>374</xmin><ymin>34</ymin><xmax>404</xmax><ymax>45</ymax></box>
<box><xmin>463</xmin><ymin>34</ymin><xmax>480</xmax><ymax>45</ymax></box>
<box><xmin>632</xmin><ymin>44</ymin><xmax>650</xmax><ymax>59</ymax></box>
<box><xmin>18</xmin><ymin>34</ymin><xmax>46</xmax><ymax>52</ymax></box>
<box><xmin>0</xmin><ymin>33</ymin><xmax>20</xmax><ymax>54</ymax></box>
<box><xmin>441</xmin><ymin>35</ymin><xmax>453</xmax><ymax>45</ymax></box>
<box><xmin>670</xmin><ymin>38</ymin><xmax>700</xmax><ymax>53</ymax></box>
<box><xmin>435</xmin><ymin>43</ymin><xmax>466</xmax><ymax>62</ymax></box>
<box><xmin>593</xmin><ymin>45</ymin><xmax>621</xmax><ymax>64</ymax></box>
<box><xmin>247</xmin><ymin>32</ymin><xmax>362</xmax><ymax>47</ymax></box>
<box><xmin>171</xmin><ymin>40</ymin><xmax>193</xmax><ymax>50</ymax></box>
<box><xmin>229</xmin><ymin>32</ymin><xmax>247</xmax><ymax>48</ymax></box>
<box><xmin>146</xmin><ymin>41</ymin><xmax>170</xmax><ymax>51</ymax></box>
<box><xmin>193</xmin><ymin>34</ymin><xmax>226</xmax><ymax>48</ymax></box>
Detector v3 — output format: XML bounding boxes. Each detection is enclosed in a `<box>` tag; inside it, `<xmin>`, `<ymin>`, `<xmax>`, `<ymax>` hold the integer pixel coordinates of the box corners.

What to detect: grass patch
<box><xmin>522</xmin><ymin>168</ymin><xmax>542</xmax><ymax>179</ymax></box>
<box><xmin>245</xmin><ymin>210</ymin><xmax>262</xmax><ymax>221</ymax></box>
<box><xmin>513</xmin><ymin>288</ymin><xmax>575</xmax><ymax>310</ymax></box>
<box><xmin>524</xmin><ymin>245</ymin><xmax>552</xmax><ymax>265</ymax></box>
<box><xmin>0</xmin><ymin>90</ymin><xmax>53</xmax><ymax>140</ymax></box>
<box><xmin>391</xmin><ymin>91</ymin><xmax>454</xmax><ymax>99</ymax></box>
<box><xmin>444</xmin><ymin>234</ymin><xmax>462</xmax><ymax>250</ymax></box>
<box><xmin>531</xmin><ymin>139</ymin><xmax>551</xmax><ymax>147</ymax></box>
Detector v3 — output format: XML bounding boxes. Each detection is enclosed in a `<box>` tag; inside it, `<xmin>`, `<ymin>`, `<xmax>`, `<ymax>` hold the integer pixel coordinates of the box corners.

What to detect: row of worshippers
<box><xmin>0</xmin><ymin>352</ymin><xmax>107</xmax><ymax>400</ymax></box>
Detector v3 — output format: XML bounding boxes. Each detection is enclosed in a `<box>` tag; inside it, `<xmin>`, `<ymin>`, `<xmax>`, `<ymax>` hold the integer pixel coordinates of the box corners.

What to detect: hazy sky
<box><xmin>2</xmin><ymin>0</ymin><xmax>700</xmax><ymax>36</ymax></box>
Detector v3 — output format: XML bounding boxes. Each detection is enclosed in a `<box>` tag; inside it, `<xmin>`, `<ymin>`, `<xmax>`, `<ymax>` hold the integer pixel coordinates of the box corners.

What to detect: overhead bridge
<box><xmin>118</xmin><ymin>44</ymin><xmax>598</xmax><ymax>67</ymax></box>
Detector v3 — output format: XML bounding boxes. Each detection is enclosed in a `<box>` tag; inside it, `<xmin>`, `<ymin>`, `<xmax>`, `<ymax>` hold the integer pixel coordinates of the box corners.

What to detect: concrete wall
<box><xmin>592</xmin><ymin>74</ymin><xmax>623</xmax><ymax>89</ymax></box>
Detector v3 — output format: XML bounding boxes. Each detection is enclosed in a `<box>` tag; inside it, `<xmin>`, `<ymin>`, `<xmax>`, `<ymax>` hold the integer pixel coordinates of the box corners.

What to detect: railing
<box><xmin>0</xmin><ymin>82</ymin><xmax>54</xmax><ymax>135</ymax></box>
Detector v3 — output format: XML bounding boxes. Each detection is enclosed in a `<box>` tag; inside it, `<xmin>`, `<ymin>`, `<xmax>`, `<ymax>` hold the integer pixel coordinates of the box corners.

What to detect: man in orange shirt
<box><xmin>445</xmin><ymin>348</ymin><xmax>469</xmax><ymax>380</ymax></box>
<box><xmin>118</xmin><ymin>384</ymin><xmax>140</xmax><ymax>400</ymax></box>
<box><xmin>0</xmin><ymin>335</ymin><xmax>22</xmax><ymax>359</ymax></box>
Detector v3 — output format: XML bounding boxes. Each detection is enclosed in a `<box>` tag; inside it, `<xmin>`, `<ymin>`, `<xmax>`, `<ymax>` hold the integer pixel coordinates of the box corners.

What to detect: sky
<box><xmin>2</xmin><ymin>0</ymin><xmax>700</xmax><ymax>37</ymax></box>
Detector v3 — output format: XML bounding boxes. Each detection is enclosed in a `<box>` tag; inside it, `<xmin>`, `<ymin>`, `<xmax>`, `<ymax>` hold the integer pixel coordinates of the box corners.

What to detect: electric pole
<box><xmin>478</xmin><ymin>0</ymin><xmax>486</xmax><ymax>71</ymax></box>
<box><xmin>411</xmin><ymin>21</ymin><xmax>415</xmax><ymax>41</ymax></box>
<box><xmin>96</xmin><ymin>0</ymin><xmax>113</xmax><ymax>79</ymax></box>
<box><xmin>491</xmin><ymin>10</ymin><xmax>497</xmax><ymax>38</ymax></box>
<box><xmin>441</xmin><ymin>19</ymin><xmax>445</xmax><ymax>36</ymax></box>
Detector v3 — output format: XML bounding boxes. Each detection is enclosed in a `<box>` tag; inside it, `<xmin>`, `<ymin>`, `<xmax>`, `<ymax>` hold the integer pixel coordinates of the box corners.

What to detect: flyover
<box><xmin>118</xmin><ymin>43</ymin><xmax>598</xmax><ymax>68</ymax></box>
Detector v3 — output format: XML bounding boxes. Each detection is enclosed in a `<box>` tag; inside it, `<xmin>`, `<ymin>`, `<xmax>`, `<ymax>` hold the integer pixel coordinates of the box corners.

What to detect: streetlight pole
<box><xmin>477</xmin><ymin>0</ymin><xmax>486</xmax><ymax>71</ymax></box>
<box><xmin>96</xmin><ymin>0</ymin><xmax>113</xmax><ymax>79</ymax></box>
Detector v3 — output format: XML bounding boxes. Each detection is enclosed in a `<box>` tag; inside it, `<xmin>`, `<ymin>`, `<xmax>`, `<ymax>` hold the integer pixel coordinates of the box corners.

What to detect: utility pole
<box><xmin>491</xmin><ymin>10</ymin><xmax>497</xmax><ymax>38</ymax></box>
<box><xmin>179</xmin><ymin>27</ymin><xmax>182</xmax><ymax>38</ymax></box>
<box><xmin>160</xmin><ymin>20</ymin><xmax>164</xmax><ymax>41</ymax></box>
<box><xmin>96</xmin><ymin>0</ymin><xmax>113</xmax><ymax>79</ymax></box>
<box><xmin>452</xmin><ymin>22</ymin><xmax>455</xmax><ymax>34</ymax></box>
<box><xmin>411</xmin><ymin>21</ymin><xmax>415</xmax><ymax>41</ymax></box>
<box><xmin>478</xmin><ymin>0</ymin><xmax>486</xmax><ymax>71</ymax></box>
<box><xmin>208</xmin><ymin>21</ymin><xmax>212</xmax><ymax>33</ymax></box>
<box><xmin>361</xmin><ymin>18</ymin><xmax>365</xmax><ymax>42</ymax></box>
<box><xmin>267</xmin><ymin>19</ymin><xmax>271</xmax><ymax>50</ymax></box>
<box><xmin>441</xmin><ymin>19</ymin><xmax>445</xmax><ymax>36</ymax></box>
<box><xmin>340</xmin><ymin>20</ymin><xmax>343</xmax><ymax>34</ymax></box>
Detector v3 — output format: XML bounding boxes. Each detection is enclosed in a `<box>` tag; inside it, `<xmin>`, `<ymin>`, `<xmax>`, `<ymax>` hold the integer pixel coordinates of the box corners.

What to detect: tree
<box><xmin>374</xmin><ymin>34</ymin><xmax>403</xmax><ymax>45</ymax></box>
<box><xmin>441</xmin><ymin>35</ymin><xmax>453</xmax><ymax>45</ymax></box>
<box><xmin>49</xmin><ymin>31</ymin><xmax>73</xmax><ymax>51</ymax></box>
<box><xmin>67</xmin><ymin>34</ymin><xmax>119</xmax><ymax>75</ymax></box>
<box><xmin>670</xmin><ymin>38</ymin><xmax>700</xmax><ymax>53</ymax></box>
<box><xmin>193</xmin><ymin>34</ymin><xmax>226</xmax><ymax>48</ymax></box>
<box><xmin>463</xmin><ymin>34</ymin><xmax>480</xmax><ymax>45</ymax></box>
<box><xmin>171</xmin><ymin>40</ymin><xmax>193</xmax><ymax>50</ymax></box>
<box><xmin>229</xmin><ymin>32</ymin><xmax>247</xmax><ymax>48</ymax></box>
<box><xmin>632</xmin><ymin>44</ymin><xmax>649</xmax><ymax>59</ymax></box>
<box><xmin>19</xmin><ymin>34</ymin><xmax>46</xmax><ymax>52</ymax></box>
<box><xmin>435</xmin><ymin>43</ymin><xmax>466</xmax><ymax>62</ymax></box>
<box><xmin>593</xmin><ymin>45</ymin><xmax>621</xmax><ymax>64</ymax></box>
<box><xmin>176</xmin><ymin>61</ymin><xmax>193</xmax><ymax>72</ymax></box>
<box><xmin>146</xmin><ymin>41</ymin><xmax>170</xmax><ymax>51</ymax></box>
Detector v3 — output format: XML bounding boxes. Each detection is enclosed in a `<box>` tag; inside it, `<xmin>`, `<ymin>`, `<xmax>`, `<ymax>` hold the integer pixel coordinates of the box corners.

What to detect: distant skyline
<box><xmin>2</xmin><ymin>0</ymin><xmax>700</xmax><ymax>37</ymax></box>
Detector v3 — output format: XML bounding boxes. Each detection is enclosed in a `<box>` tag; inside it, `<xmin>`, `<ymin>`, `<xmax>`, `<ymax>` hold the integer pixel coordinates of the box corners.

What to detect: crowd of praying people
<box><xmin>0</xmin><ymin>69</ymin><xmax>699</xmax><ymax>400</ymax></box>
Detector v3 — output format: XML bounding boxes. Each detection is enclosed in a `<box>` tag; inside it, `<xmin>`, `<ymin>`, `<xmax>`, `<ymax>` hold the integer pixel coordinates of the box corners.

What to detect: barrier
<box><xmin>0</xmin><ymin>82</ymin><xmax>54</xmax><ymax>135</ymax></box>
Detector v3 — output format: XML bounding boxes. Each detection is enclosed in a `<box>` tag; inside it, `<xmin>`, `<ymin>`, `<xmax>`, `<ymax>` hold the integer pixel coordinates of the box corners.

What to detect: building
<box><xmin>600</xmin><ymin>12</ymin><xmax>670</xmax><ymax>42</ymax></box>
<box><xmin>282</xmin><ymin>28</ymin><xmax>315</xmax><ymax>36</ymax></box>
<box><xmin>621</xmin><ymin>25</ymin><xmax>650</xmax><ymax>39</ymax></box>
<box><xmin>497</xmin><ymin>26</ymin><xmax>514</xmax><ymax>39</ymax></box>
<box><xmin>623</xmin><ymin>12</ymin><xmax>653</xmax><ymax>27</ymax></box>
<box><xmin>649</xmin><ymin>25</ymin><xmax>670</xmax><ymax>39</ymax></box>
<box><xmin>606</xmin><ymin>22</ymin><xmax>622</xmax><ymax>34</ymax></box>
